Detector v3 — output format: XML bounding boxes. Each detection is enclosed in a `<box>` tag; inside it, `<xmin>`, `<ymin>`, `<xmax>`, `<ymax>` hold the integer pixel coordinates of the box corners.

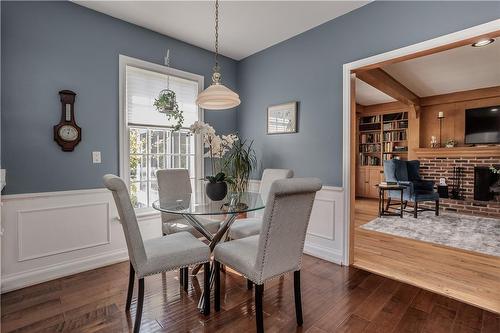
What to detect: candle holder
<box><xmin>438</xmin><ymin>112</ymin><xmax>445</xmax><ymax>147</ymax></box>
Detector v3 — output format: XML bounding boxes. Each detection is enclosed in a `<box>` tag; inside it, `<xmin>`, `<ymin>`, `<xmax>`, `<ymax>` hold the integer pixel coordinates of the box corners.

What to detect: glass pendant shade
<box><xmin>196</xmin><ymin>82</ymin><xmax>241</xmax><ymax>110</ymax></box>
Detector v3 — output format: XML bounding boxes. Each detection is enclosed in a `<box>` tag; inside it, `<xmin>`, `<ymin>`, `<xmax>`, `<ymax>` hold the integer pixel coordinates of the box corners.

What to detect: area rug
<box><xmin>361</xmin><ymin>211</ymin><xmax>500</xmax><ymax>257</ymax></box>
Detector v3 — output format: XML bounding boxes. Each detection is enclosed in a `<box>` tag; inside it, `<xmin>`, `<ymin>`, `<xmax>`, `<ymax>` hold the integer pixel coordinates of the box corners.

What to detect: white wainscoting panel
<box><xmin>18</xmin><ymin>202</ymin><xmax>110</xmax><ymax>261</ymax></box>
<box><xmin>1</xmin><ymin>188</ymin><xmax>162</xmax><ymax>292</ymax></box>
<box><xmin>248</xmin><ymin>180</ymin><xmax>345</xmax><ymax>265</ymax></box>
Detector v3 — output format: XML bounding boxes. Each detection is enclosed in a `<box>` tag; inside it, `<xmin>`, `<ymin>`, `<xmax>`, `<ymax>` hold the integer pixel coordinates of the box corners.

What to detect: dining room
<box><xmin>1</xmin><ymin>1</ymin><xmax>499</xmax><ymax>332</ymax></box>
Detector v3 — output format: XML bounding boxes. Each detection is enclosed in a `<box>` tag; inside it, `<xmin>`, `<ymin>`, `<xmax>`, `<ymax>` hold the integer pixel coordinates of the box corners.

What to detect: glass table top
<box><xmin>152</xmin><ymin>191</ymin><xmax>265</xmax><ymax>216</ymax></box>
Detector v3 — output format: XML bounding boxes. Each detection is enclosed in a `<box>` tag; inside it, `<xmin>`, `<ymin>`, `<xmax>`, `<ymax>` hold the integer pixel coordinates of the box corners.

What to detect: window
<box><xmin>120</xmin><ymin>56</ymin><xmax>204</xmax><ymax>210</ymax></box>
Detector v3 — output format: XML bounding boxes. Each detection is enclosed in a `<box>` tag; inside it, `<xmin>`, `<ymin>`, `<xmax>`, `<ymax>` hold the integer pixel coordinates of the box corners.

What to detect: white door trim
<box><xmin>341</xmin><ymin>19</ymin><xmax>500</xmax><ymax>265</ymax></box>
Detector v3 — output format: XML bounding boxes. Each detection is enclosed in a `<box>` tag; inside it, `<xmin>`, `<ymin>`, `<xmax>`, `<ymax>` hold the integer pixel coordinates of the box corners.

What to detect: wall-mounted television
<box><xmin>465</xmin><ymin>105</ymin><xmax>500</xmax><ymax>144</ymax></box>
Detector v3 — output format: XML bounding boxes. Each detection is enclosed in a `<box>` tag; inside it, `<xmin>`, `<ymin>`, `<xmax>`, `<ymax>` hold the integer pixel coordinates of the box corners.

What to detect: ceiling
<box><xmin>383</xmin><ymin>39</ymin><xmax>500</xmax><ymax>97</ymax></box>
<box><xmin>355</xmin><ymin>79</ymin><xmax>395</xmax><ymax>105</ymax></box>
<box><xmin>356</xmin><ymin>38</ymin><xmax>500</xmax><ymax>105</ymax></box>
<box><xmin>74</xmin><ymin>1</ymin><xmax>369</xmax><ymax>60</ymax></box>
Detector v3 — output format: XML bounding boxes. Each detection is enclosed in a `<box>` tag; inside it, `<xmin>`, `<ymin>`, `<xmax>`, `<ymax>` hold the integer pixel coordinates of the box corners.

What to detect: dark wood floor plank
<box><xmin>392</xmin><ymin>307</ymin><xmax>428</xmax><ymax>333</ymax></box>
<box><xmin>1</xmin><ymin>255</ymin><xmax>495</xmax><ymax>333</ymax></box>
<box><xmin>423</xmin><ymin>304</ymin><xmax>457</xmax><ymax>333</ymax></box>
<box><xmin>481</xmin><ymin>311</ymin><xmax>500</xmax><ymax>333</ymax></box>
<box><xmin>363</xmin><ymin>284</ymin><xmax>420</xmax><ymax>333</ymax></box>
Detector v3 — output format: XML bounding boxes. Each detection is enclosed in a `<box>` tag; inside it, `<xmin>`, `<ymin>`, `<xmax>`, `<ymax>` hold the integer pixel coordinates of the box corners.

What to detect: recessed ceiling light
<box><xmin>491</xmin><ymin>108</ymin><xmax>498</xmax><ymax>112</ymax></box>
<box><xmin>472</xmin><ymin>38</ymin><xmax>495</xmax><ymax>47</ymax></box>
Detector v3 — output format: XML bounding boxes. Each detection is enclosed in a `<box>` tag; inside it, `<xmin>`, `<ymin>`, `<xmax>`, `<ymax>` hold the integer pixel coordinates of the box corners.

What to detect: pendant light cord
<box><xmin>213</xmin><ymin>0</ymin><xmax>221</xmax><ymax>83</ymax></box>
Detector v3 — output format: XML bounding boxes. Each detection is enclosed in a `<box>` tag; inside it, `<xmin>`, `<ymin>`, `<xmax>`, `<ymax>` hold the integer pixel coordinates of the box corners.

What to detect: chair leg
<box><xmin>214</xmin><ymin>261</ymin><xmax>221</xmax><ymax>311</ymax></box>
<box><xmin>247</xmin><ymin>279</ymin><xmax>253</xmax><ymax>290</ymax></box>
<box><xmin>414</xmin><ymin>201</ymin><xmax>418</xmax><ymax>218</ymax></box>
<box><xmin>294</xmin><ymin>271</ymin><xmax>303</xmax><ymax>326</ymax></box>
<box><xmin>435</xmin><ymin>200</ymin><xmax>439</xmax><ymax>216</ymax></box>
<box><xmin>183</xmin><ymin>267</ymin><xmax>189</xmax><ymax>291</ymax></box>
<box><xmin>203</xmin><ymin>262</ymin><xmax>211</xmax><ymax>315</ymax></box>
<box><xmin>179</xmin><ymin>268</ymin><xmax>184</xmax><ymax>286</ymax></box>
<box><xmin>255</xmin><ymin>284</ymin><xmax>264</xmax><ymax>333</ymax></box>
<box><xmin>126</xmin><ymin>262</ymin><xmax>135</xmax><ymax>312</ymax></box>
<box><xmin>134</xmin><ymin>278</ymin><xmax>144</xmax><ymax>333</ymax></box>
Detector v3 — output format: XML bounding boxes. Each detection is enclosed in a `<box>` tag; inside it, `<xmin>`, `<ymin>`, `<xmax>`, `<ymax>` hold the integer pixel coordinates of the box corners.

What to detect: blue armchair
<box><xmin>383</xmin><ymin>160</ymin><xmax>439</xmax><ymax>218</ymax></box>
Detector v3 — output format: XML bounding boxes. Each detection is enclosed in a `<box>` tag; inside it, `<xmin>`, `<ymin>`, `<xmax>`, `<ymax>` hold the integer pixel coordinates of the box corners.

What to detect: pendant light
<box><xmin>196</xmin><ymin>0</ymin><xmax>241</xmax><ymax>110</ymax></box>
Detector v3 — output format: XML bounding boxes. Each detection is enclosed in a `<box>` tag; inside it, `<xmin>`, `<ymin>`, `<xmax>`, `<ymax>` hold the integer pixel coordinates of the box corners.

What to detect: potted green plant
<box><xmin>224</xmin><ymin>139</ymin><xmax>257</xmax><ymax>194</ymax></box>
<box><xmin>153</xmin><ymin>89</ymin><xmax>184</xmax><ymax>131</ymax></box>
<box><xmin>190</xmin><ymin>121</ymin><xmax>238</xmax><ymax>201</ymax></box>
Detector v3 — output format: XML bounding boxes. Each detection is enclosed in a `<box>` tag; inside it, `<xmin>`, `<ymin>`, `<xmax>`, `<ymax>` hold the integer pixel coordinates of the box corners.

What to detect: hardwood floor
<box><xmin>354</xmin><ymin>198</ymin><xmax>500</xmax><ymax>314</ymax></box>
<box><xmin>1</xmin><ymin>255</ymin><xmax>499</xmax><ymax>332</ymax></box>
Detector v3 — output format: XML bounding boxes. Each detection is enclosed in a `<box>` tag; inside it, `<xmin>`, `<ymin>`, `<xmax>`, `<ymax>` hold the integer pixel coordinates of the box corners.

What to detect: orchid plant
<box><xmin>190</xmin><ymin>121</ymin><xmax>238</xmax><ymax>184</ymax></box>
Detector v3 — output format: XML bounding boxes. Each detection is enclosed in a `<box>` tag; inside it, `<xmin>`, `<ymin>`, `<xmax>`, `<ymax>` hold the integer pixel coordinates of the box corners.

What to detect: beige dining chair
<box><xmin>103</xmin><ymin>174</ymin><xmax>211</xmax><ymax>333</ymax></box>
<box><xmin>157</xmin><ymin>169</ymin><xmax>221</xmax><ymax>290</ymax></box>
<box><xmin>229</xmin><ymin>168</ymin><xmax>293</xmax><ymax>240</ymax></box>
<box><xmin>213</xmin><ymin>177</ymin><xmax>322</xmax><ymax>333</ymax></box>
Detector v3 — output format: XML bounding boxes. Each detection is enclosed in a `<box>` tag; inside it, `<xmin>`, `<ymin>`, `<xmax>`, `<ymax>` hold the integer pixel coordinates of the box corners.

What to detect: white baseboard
<box><xmin>1</xmin><ymin>249</ymin><xmax>128</xmax><ymax>293</ymax></box>
<box><xmin>303</xmin><ymin>242</ymin><xmax>343</xmax><ymax>265</ymax></box>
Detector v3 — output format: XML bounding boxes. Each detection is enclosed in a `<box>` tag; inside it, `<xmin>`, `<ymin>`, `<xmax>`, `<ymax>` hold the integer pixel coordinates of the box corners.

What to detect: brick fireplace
<box><xmin>416</xmin><ymin>150</ymin><xmax>500</xmax><ymax>218</ymax></box>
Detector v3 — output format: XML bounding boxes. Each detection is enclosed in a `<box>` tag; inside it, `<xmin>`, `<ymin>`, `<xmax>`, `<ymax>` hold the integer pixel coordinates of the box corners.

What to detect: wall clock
<box><xmin>54</xmin><ymin>90</ymin><xmax>81</xmax><ymax>151</ymax></box>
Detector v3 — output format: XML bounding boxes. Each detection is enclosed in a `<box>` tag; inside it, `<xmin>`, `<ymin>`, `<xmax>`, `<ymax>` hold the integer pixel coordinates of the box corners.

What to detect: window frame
<box><xmin>119</xmin><ymin>55</ymin><xmax>204</xmax><ymax>214</ymax></box>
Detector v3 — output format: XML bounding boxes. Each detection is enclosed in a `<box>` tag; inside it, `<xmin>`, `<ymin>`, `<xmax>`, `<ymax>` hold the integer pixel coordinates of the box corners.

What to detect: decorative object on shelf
<box><xmin>445</xmin><ymin>138</ymin><xmax>456</xmax><ymax>148</ymax></box>
<box><xmin>196</xmin><ymin>0</ymin><xmax>240</xmax><ymax>110</ymax></box>
<box><xmin>430</xmin><ymin>136</ymin><xmax>439</xmax><ymax>148</ymax></box>
<box><xmin>153</xmin><ymin>89</ymin><xmax>184</xmax><ymax>130</ymax></box>
<box><xmin>437</xmin><ymin>111</ymin><xmax>445</xmax><ymax>147</ymax></box>
<box><xmin>223</xmin><ymin>139</ymin><xmax>257</xmax><ymax>193</ymax></box>
<box><xmin>267</xmin><ymin>101</ymin><xmax>298</xmax><ymax>134</ymax></box>
<box><xmin>190</xmin><ymin>121</ymin><xmax>238</xmax><ymax>201</ymax></box>
<box><xmin>54</xmin><ymin>90</ymin><xmax>81</xmax><ymax>152</ymax></box>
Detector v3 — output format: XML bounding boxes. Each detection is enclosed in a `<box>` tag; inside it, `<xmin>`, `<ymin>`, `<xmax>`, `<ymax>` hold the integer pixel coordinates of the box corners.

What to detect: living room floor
<box><xmin>2</xmin><ymin>255</ymin><xmax>499</xmax><ymax>333</ymax></box>
<box><xmin>354</xmin><ymin>198</ymin><xmax>500</xmax><ymax>314</ymax></box>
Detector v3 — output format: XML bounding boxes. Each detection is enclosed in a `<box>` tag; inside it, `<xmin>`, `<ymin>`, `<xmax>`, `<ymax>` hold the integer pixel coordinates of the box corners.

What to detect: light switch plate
<box><xmin>92</xmin><ymin>151</ymin><xmax>101</xmax><ymax>164</ymax></box>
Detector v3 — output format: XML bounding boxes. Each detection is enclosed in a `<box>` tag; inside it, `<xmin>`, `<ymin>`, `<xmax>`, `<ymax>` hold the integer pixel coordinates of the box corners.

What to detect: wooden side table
<box><xmin>375</xmin><ymin>184</ymin><xmax>405</xmax><ymax>218</ymax></box>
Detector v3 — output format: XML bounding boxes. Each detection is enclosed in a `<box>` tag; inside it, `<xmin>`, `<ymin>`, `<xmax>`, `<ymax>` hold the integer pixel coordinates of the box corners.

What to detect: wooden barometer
<box><xmin>54</xmin><ymin>90</ymin><xmax>81</xmax><ymax>151</ymax></box>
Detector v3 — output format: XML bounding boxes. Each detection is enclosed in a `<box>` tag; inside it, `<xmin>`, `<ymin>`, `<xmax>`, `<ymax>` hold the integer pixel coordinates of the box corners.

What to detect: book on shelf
<box><xmin>360</xmin><ymin>133</ymin><xmax>380</xmax><ymax>144</ymax></box>
<box><xmin>359</xmin><ymin>144</ymin><xmax>380</xmax><ymax>153</ymax></box>
<box><xmin>383</xmin><ymin>131</ymin><xmax>407</xmax><ymax>141</ymax></box>
<box><xmin>359</xmin><ymin>153</ymin><xmax>380</xmax><ymax>166</ymax></box>
<box><xmin>360</xmin><ymin>115</ymin><xmax>381</xmax><ymax>124</ymax></box>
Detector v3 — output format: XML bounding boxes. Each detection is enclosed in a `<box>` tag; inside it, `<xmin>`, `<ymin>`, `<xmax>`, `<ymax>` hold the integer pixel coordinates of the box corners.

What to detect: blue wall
<box><xmin>236</xmin><ymin>1</ymin><xmax>500</xmax><ymax>186</ymax></box>
<box><xmin>1</xmin><ymin>1</ymin><xmax>238</xmax><ymax>194</ymax></box>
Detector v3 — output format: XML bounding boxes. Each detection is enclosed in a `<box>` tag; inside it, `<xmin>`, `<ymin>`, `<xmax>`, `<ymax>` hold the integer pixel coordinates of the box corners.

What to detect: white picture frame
<box><xmin>267</xmin><ymin>101</ymin><xmax>298</xmax><ymax>134</ymax></box>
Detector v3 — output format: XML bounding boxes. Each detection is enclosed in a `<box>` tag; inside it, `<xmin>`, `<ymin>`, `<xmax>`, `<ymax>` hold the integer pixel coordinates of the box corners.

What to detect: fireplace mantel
<box><xmin>414</xmin><ymin>146</ymin><xmax>500</xmax><ymax>158</ymax></box>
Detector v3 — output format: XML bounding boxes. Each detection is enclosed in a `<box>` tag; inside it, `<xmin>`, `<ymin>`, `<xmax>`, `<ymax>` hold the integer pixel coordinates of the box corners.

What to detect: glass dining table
<box><xmin>152</xmin><ymin>191</ymin><xmax>265</xmax><ymax>312</ymax></box>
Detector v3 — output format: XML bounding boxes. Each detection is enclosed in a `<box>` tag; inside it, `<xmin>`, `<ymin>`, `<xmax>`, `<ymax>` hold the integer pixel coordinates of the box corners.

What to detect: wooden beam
<box><xmin>356</xmin><ymin>68</ymin><xmax>421</xmax><ymax>110</ymax></box>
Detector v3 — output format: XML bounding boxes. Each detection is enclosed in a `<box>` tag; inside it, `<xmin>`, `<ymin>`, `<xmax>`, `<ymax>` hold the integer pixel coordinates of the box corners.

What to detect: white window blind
<box><xmin>126</xmin><ymin>65</ymin><xmax>199</xmax><ymax>128</ymax></box>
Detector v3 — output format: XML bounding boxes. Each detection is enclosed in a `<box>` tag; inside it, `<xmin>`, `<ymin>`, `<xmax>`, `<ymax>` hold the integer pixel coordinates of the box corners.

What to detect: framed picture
<box><xmin>267</xmin><ymin>101</ymin><xmax>298</xmax><ymax>134</ymax></box>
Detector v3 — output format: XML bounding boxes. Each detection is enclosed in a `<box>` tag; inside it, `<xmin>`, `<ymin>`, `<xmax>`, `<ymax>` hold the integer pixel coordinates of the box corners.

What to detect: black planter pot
<box><xmin>206</xmin><ymin>182</ymin><xmax>228</xmax><ymax>201</ymax></box>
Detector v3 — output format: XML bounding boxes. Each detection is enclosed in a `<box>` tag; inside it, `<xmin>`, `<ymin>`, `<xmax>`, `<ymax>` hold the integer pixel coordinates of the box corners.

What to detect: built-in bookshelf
<box><xmin>358</xmin><ymin>111</ymin><xmax>408</xmax><ymax>166</ymax></box>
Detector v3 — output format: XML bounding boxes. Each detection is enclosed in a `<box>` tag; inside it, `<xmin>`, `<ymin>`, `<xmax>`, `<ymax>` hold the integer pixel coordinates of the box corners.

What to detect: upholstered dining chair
<box><xmin>228</xmin><ymin>168</ymin><xmax>293</xmax><ymax>240</ymax></box>
<box><xmin>213</xmin><ymin>178</ymin><xmax>322</xmax><ymax>333</ymax></box>
<box><xmin>157</xmin><ymin>169</ymin><xmax>221</xmax><ymax>290</ymax></box>
<box><xmin>103</xmin><ymin>174</ymin><xmax>211</xmax><ymax>333</ymax></box>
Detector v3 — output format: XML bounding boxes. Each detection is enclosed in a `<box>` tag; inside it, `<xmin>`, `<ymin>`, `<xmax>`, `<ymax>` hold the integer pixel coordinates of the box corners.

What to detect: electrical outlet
<box><xmin>92</xmin><ymin>151</ymin><xmax>101</xmax><ymax>164</ymax></box>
